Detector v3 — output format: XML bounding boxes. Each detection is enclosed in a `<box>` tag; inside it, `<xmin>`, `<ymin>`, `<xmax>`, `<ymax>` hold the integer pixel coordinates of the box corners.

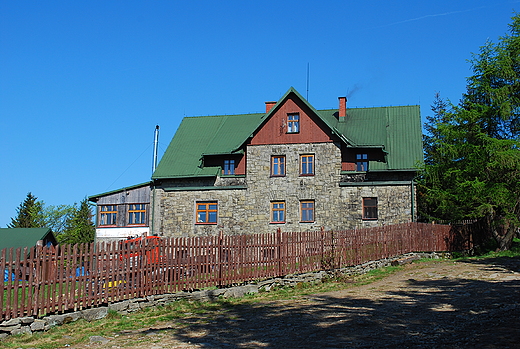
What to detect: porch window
<box><xmin>196</xmin><ymin>202</ymin><xmax>218</xmax><ymax>224</ymax></box>
<box><xmin>100</xmin><ymin>205</ymin><xmax>117</xmax><ymax>226</ymax></box>
<box><xmin>223</xmin><ymin>159</ymin><xmax>235</xmax><ymax>175</ymax></box>
<box><xmin>356</xmin><ymin>153</ymin><xmax>368</xmax><ymax>172</ymax></box>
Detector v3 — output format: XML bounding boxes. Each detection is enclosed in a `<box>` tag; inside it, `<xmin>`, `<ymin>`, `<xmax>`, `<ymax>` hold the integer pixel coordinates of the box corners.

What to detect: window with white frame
<box><xmin>287</xmin><ymin>113</ymin><xmax>300</xmax><ymax>133</ymax></box>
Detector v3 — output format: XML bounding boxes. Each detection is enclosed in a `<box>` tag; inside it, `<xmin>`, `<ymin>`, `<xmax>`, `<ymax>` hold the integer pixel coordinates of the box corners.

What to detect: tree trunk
<box><xmin>491</xmin><ymin>218</ymin><xmax>517</xmax><ymax>251</ymax></box>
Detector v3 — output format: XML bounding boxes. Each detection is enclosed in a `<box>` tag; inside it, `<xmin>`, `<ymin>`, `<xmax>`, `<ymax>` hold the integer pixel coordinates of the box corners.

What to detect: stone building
<box><xmin>90</xmin><ymin>87</ymin><xmax>423</xmax><ymax>240</ymax></box>
<box><xmin>151</xmin><ymin>87</ymin><xmax>422</xmax><ymax>237</ymax></box>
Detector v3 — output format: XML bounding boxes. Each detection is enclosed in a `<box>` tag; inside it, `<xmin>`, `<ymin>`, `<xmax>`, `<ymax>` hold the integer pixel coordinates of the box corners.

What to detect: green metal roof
<box><xmin>0</xmin><ymin>228</ymin><xmax>57</xmax><ymax>251</ymax></box>
<box><xmin>319</xmin><ymin>104</ymin><xmax>423</xmax><ymax>170</ymax></box>
<box><xmin>153</xmin><ymin>113</ymin><xmax>265</xmax><ymax>179</ymax></box>
<box><xmin>152</xmin><ymin>87</ymin><xmax>423</xmax><ymax>179</ymax></box>
<box><xmin>88</xmin><ymin>182</ymin><xmax>151</xmax><ymax>202</ymax></box>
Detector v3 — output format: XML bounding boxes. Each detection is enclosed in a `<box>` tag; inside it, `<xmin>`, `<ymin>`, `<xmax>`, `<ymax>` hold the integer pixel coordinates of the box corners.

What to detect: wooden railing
<box><xmin>1</xmin><ymin>222</ymin><xmax>454</xmax><ymax>320</ymax></box>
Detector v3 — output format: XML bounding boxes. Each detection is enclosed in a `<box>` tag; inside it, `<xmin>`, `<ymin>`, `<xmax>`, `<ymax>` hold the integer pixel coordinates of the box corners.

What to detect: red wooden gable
<box><xmin>250</xmin><ymin>94</ymin><xmax>335</xmax><ymax>145</ymax></box>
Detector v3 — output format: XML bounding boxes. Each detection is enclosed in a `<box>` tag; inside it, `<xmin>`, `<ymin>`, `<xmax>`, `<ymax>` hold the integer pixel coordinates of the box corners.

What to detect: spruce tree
<box><xmin>419</xmin><ymin>14</ymin><xmax>520</xmax><ymax>250</ymax></box>
<box><xmin>8</xmin><ymin>192</ymin><xmax>43</xmax><ymax>228</ymax></box>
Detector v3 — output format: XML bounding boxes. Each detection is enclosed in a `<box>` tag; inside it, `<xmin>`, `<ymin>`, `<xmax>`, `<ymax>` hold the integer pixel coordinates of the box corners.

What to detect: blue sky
<box><xmin>1</xmin><ymin>1</ymin><xmax>519</xmax><ymax>226</ymax></box>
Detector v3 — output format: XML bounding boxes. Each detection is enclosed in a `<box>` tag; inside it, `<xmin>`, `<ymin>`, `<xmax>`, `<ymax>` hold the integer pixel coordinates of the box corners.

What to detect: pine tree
<box><xmin>8</xmin><ymin>192</ymin><xmax>43</xmax><ymax>228</ymax></box>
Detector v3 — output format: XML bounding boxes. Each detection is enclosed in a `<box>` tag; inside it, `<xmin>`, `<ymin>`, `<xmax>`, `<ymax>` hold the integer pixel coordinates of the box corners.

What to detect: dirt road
<box><xmin>77</xmin><ymin>257</ymin><xmax>520</xmax><ymax>349</ymax></box>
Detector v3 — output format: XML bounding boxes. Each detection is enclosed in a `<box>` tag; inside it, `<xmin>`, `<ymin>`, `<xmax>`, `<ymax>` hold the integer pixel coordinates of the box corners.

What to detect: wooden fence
<box><xmin>1</xmin><ymin>222</ymin><xmax>455</xmax><ymax>321</ymax></box>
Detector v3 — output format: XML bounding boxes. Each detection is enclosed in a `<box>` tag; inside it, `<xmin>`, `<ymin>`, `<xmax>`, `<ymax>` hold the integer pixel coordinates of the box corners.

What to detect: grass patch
<box><xmin>351</xmin><ymin>265</ymin><xmax>403</xmax><ymax>286</ymax></box>
<box><xmin>453</xmin><ymin>237</ymin><xmax>520</xmax><ymax>260</ymax></box>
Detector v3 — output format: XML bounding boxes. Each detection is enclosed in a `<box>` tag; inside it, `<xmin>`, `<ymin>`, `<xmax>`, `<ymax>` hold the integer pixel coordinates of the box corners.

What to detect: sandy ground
<box><xmin>73</xmin><ymin>257</ymin><xmax>520</xmax><ymax>349</ymax></box>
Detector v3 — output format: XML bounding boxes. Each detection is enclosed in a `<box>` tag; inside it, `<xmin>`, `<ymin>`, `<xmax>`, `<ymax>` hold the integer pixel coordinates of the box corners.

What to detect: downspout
<box><xmin>411</xmin><ymin>179</ymin><xmax>415</xmax><ymax>222</ymax></box>
<box><xmin>151</xmin><ymin>181</ymin><xmax>156</xmax><ymax>235</ymax></box>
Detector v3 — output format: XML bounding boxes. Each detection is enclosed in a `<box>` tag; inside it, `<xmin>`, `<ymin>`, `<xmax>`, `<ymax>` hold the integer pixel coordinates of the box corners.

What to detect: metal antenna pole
<box><xmin>306</xmin><ymin>63</ymin><xmax>310</xmax><ymax>100</ymax></box>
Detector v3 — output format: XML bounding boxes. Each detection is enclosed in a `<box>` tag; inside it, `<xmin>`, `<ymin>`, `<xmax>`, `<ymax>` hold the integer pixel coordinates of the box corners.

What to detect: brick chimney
<box><xmin>338</xmin><ymin>97</ymin><xmax>347</xmax><ymax>120</ymax></box>
<box><xmin>265</xmin><ymin>101</ymin><xmax>276</xmax><ymax>113</ymax></box>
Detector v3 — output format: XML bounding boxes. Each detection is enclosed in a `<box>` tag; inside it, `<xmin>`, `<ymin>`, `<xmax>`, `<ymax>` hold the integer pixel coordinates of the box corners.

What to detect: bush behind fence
<box><xmin>1</xmin><ymin>222</ymin><xmax>464</xmax><ymax>321</ymax></box>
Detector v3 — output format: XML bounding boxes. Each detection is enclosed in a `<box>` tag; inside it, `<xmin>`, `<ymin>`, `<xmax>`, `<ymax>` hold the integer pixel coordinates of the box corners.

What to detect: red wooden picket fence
<box><xmin>1</xmin><ymin>222</ymin><xmax>457</xmax><ymax>321</ymax></box>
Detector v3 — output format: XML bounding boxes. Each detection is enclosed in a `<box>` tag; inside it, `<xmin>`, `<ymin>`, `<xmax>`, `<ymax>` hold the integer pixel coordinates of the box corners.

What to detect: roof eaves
<box><xmin>88</xmin><ymin>182</ymin><xmax>152</xmax><ymax>202</ymax></box>
<box><xmin>201</xmin><ymin>148</ymin><xmax>245</xmax><ymax>157</ymax></box>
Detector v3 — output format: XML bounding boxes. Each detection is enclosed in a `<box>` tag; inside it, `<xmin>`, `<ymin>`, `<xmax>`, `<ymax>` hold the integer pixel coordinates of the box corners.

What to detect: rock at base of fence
<box><xmin>0</xmin><ymin>252</ymin><xmax>448</xmax><ymax>339</ymax></box>
<box><xmin>390</xmin><ymin>255</ymin><xmax>421</xmax><ymax>266</ymax></box>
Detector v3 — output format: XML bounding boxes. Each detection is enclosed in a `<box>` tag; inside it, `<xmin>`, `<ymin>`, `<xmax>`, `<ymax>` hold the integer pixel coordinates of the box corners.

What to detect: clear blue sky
<box><xmin>1</xmin><ymin>1</ymin><xmax>519</xmax><ymax>226</ymax></box>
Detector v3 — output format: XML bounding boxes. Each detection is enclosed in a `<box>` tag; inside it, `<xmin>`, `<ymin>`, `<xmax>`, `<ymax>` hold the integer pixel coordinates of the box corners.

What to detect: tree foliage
<box><xmin>8</xmin><ymin>192</ymin><xmax>42</xmax><ymax>228</ymax></box>
<box><xmin>59</xmin><ymin>198</ymin><xmax>95</xmax><ymax>245</ymax></box>
<box><xmin>419</xmin><ymin>14</ymin><xmax>520</xmax><ymax>250</ymax></box>
<box><xmin>8</xmin><ymin>194</ymin><xmax>95</xmax><ymax>245</ymax></box>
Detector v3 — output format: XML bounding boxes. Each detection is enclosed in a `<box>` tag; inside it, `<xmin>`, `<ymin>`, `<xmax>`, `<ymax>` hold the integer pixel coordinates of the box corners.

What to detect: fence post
<box><xmin>218</xmin><ymin>231</ymin><xmax>223</xmax><ymax>287</ymax></box>
<box><xmin>277</xmin><ymin>228</ymin><xmax>282</xmax><ymax>277</ymax></box>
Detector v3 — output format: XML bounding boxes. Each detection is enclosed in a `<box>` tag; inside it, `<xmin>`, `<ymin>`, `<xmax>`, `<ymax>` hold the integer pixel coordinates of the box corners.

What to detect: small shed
<box><xmin>0</xmin><ymin>228</ymin><xmax>57</xmax><ymax>252</ymax></box>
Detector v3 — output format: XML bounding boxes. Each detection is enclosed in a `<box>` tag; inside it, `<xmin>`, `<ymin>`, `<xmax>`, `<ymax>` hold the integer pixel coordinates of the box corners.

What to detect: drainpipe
<box><xmin>411</xmin><ymin>179</ymin><xmax>415</xmax><ymax>222</ymax></box>
<box><xmin>151</xmin><ymin>181</ymin><xmax>156</xmax><ymax>235</ymax></box>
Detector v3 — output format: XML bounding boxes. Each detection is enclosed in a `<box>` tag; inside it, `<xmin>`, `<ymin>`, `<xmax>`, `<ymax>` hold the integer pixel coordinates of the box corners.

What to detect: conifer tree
<box><xmin>8</xmin><ymin>192</ymin><xmax>43</xmax><ymax>228</ymax></box>
<box><xmin>419</xmin><ymin>14</ymin><xmax>520</xmax><ymax>250</ymax></box>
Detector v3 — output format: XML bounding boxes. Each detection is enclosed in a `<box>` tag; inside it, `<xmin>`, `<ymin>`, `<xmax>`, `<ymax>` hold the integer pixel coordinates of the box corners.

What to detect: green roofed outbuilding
<box><xmin>0</xmin><ymin>228</ymin><xmax>57</xmax><ymax>252</ymax></box>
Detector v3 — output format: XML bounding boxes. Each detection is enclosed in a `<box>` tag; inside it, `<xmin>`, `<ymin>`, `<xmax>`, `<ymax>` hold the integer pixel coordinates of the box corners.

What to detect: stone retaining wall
<box><xmin>0</xmin><ymin>252</ymin><xmax>448</xmax><ymax>339</ymax></box>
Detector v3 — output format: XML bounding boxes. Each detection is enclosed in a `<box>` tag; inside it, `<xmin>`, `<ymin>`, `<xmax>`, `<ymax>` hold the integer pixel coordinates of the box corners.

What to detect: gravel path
<box><xmin>76</xmin><ymin>257</ymin><xmax>520</xmax><ymax>349</ymax></box>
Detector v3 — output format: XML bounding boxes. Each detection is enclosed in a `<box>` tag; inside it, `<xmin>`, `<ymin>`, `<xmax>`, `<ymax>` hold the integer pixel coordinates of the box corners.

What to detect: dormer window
<box><xmin>223</xmin><ymin>159</ymin><xmax>235</xmax><ymax>175</ymax></box>
<box><xmin>356</xmin><ymin>153</ymin><xmax>368</xmax><ymax>172</ymax></box>
<box><xmin>287</xmin><ymin>113</ymin><xmax>299</xmax><ymax>133</ymax></box>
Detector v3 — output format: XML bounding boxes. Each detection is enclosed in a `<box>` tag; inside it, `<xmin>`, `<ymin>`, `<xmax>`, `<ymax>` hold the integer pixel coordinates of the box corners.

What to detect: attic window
<box><xmin>287</xmin><ymin>113</ymin><xmax>299</xmax><ymax>133</ymax></box>
<box><xmin>223</xmin><ymin>159</ymin><xmax>235</xmax><ymax>175</ymax></box>
<box><xmin>356</xmin><ymin>154</ymin><xmax>368</xmax><ymax>172</ymax></box>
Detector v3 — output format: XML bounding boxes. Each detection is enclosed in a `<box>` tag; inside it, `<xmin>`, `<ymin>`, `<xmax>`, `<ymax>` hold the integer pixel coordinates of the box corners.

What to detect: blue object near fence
<box><xmin>75</xmin><ymin>267</ymin><xmax>87</xmax><ymax>277</ymax></box>
<box><xmin>4</xmin><ymin>269</ymin><xmax>15</xmax><ymax>282</ymax></box>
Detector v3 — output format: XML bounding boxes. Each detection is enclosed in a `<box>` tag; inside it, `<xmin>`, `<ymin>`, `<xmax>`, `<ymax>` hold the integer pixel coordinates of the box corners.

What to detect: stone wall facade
<box><xmin>153</xmin><ymin>142</ymin><xmax>416</xmax><ymax>237</ymax></box>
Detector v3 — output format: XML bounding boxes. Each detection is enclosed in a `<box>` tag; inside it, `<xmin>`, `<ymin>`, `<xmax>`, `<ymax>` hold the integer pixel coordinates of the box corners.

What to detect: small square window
<box><xmin>300</xmin><ymin>155</ymin><xmax>314</xmax><ymax>176</ymax></box>
<box><xmin>363</xmin><ymin>197</ymin><xmax>378</xmax><ymax>220</ymax></box>
<box><xmin>271</xmin><ymin>156</ymin><xmax>286</xmax><ymax>176</ymax></box>
<box><xmin>356</xmin><ymin>153</ymin><xmax>368</xmax><ymax>172</ymax></box>
<box><xmin>287</xmin><ymin>113</ymin><xmax>299</xmax><ymax>133</ymax></box>
<box><xmin>223</xmin><ymin>159</ymin><xmax>235</xmax><ymax>175</ymax></box>
<box><xmin>300</xmin><ymin>200</ymin><xmax>315</xmax><ymax>222</ymax></box>
<box><xmin>271</xmin><ymin>201</ymin><xmax>285</xmax><ymax>223</ymax></box>
<box><xmin>196</xmin><ymin>202</ymin><xmax>218</xmax><ymax>224</ymax></box>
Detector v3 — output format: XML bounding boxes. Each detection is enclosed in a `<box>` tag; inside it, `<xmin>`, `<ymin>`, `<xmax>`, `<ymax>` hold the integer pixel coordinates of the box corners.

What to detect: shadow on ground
<box><xmin>147</xmin><ymin>258</ymin><xmax>520</xmax><ymax>348</ymax></box>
